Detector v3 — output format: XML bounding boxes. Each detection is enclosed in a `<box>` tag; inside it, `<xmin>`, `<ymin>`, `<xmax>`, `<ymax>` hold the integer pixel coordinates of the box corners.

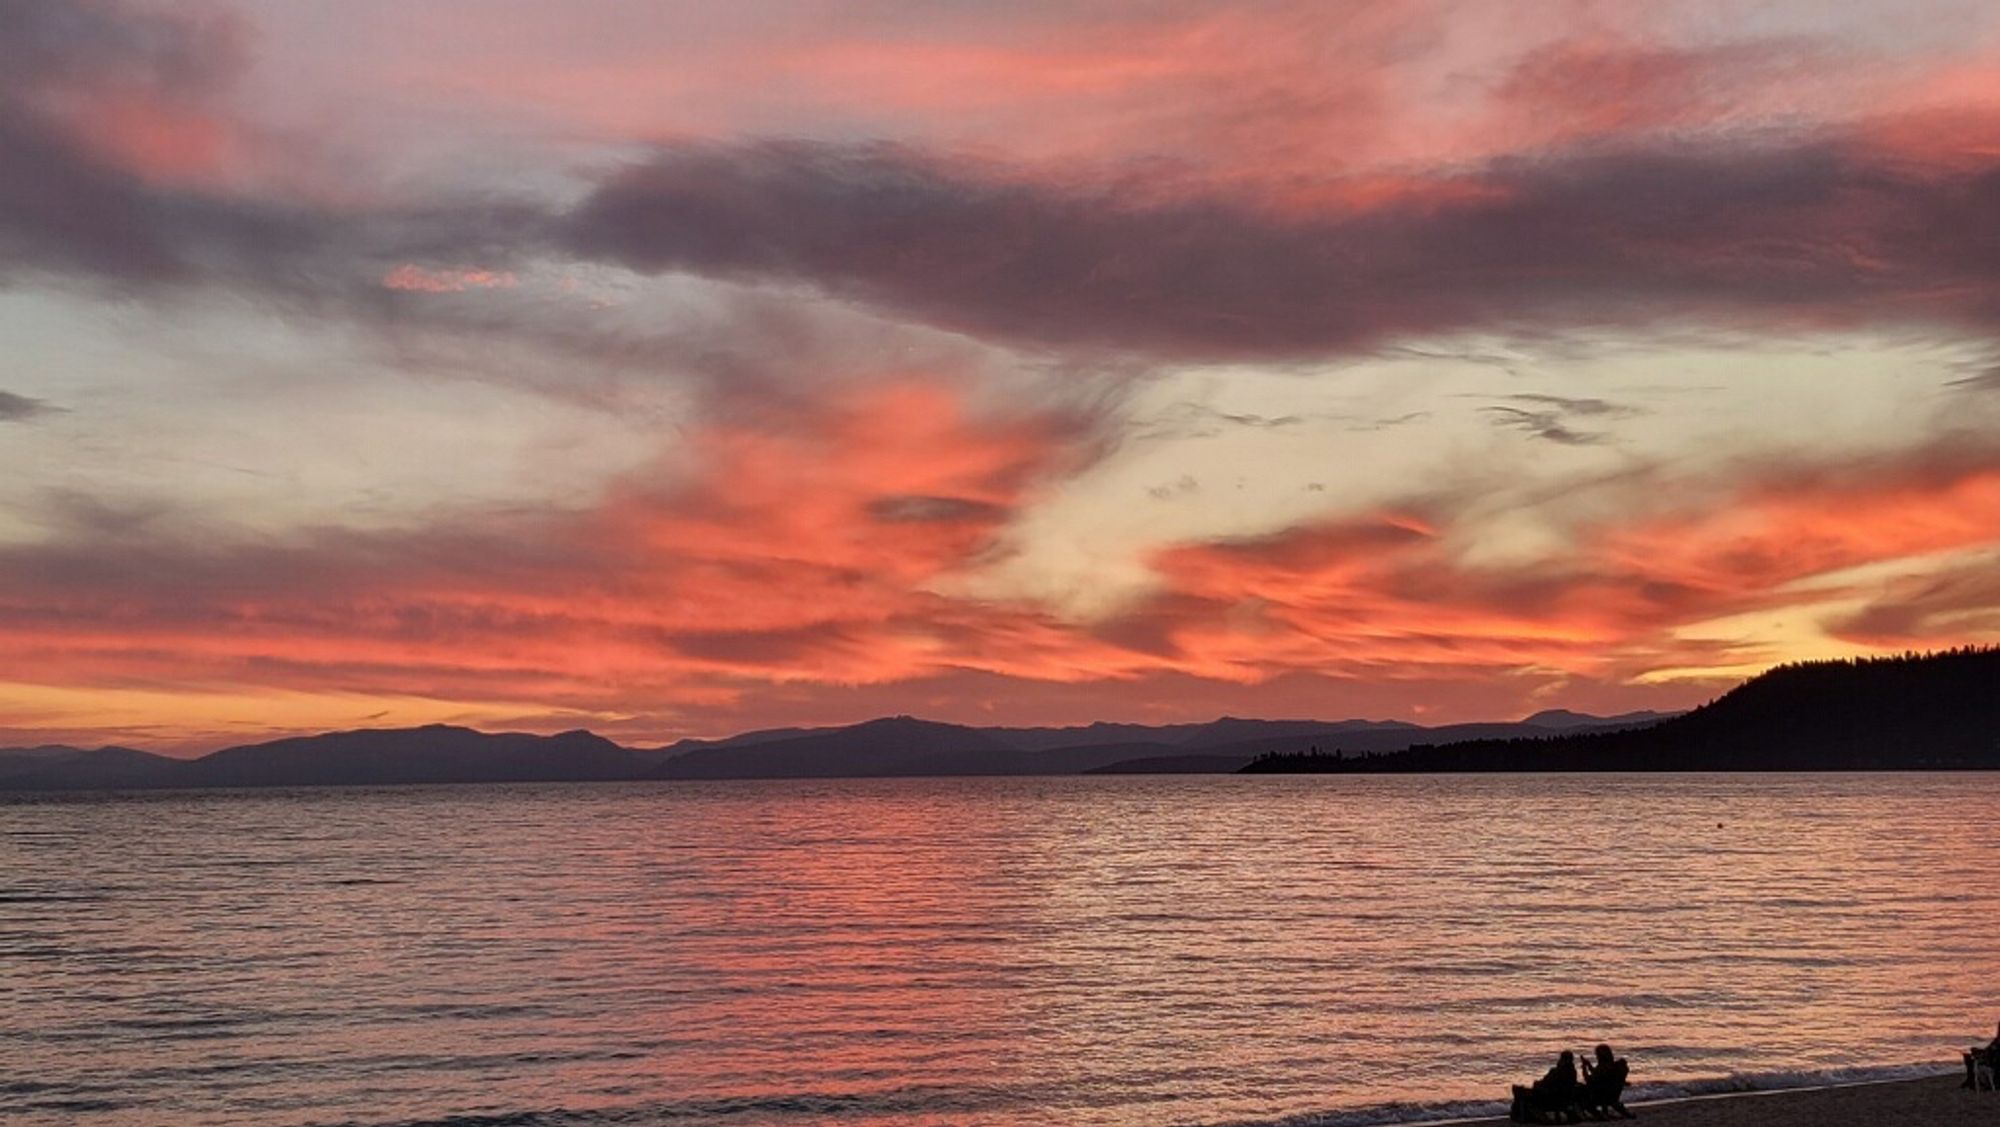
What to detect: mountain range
<box><xmin>7</xmin><ymin>648</ymin><xmax>1991</xmax><ymax>792</ymax></box>
<box><xmin>0</xmin><ymin>709</ymin><xmax>1672</xmax><ymax>792</ymax></box>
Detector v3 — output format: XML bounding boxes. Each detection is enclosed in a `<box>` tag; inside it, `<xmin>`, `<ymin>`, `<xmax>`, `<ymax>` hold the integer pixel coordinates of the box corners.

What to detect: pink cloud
<box><xmin>8</xmin><ymin>1</ymin><xmax>2000</xmax><ymax>750</ymax></box>
<box><xmin>4</xmin><ymin>394</ymin><xmax>1996</xmax><ymax>750</ymax></box>
<box><xmin>381</xmin><ymin>264</ymin><xmax>519</xmax><ymax>293</ymax></box>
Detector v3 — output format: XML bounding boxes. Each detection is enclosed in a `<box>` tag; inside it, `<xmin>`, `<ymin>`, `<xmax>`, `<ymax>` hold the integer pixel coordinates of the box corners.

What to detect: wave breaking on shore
<box><xmin>330</xmin><ymin>1061</ymin><xmax>1963</xmax><ymax>1127</ymax></box>
<box><xmin>1210</xmin><ymin>1061</ymin><xmax>1957</xmax><ymax>1127</ymax></box>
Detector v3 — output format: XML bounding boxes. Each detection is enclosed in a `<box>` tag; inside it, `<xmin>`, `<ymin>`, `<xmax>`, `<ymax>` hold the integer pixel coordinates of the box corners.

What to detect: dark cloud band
<box><xmin>561</xmin><ymin>137</ymin><xmax>2000</xmax><ymax>359</ymax></box>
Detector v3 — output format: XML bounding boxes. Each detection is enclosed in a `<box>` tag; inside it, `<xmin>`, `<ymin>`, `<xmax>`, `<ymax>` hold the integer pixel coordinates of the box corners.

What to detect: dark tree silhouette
<box><xmin>1244</xmin><ymin>647</ymin><xmax>2000</xmax><ymax>773</ymax></box>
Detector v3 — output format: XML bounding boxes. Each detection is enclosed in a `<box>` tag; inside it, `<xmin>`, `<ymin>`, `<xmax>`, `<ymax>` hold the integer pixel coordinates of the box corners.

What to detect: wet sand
<box><xmin>1467</xmin><ymin>1074</ymin><xmax>1987</xmax><ymax>1127</ymax></box>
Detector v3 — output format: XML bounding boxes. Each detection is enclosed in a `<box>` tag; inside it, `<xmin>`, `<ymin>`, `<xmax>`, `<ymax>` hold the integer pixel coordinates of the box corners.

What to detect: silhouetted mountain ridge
<box><xmin>168</xmin><ymin>724</ymin><xmax>645</xmax><ymax>788</ymax></box>
<box><xmin>0</xmin><ymin>746</ymin><xmax>179</xmax><ymax>789</ymax></box>
<box><xmin>1079</xmin><ymin>715</ymin><xmax>1673</xmax><ymax>774</ymax></box>
<box><xmin>1243</xmin><ymin>649</ymin><xmax>1999</xmax><ymax>773</ymax></box>
<box><xmin>1521</xmin><ymin>708</ymin><xmax>1673</xmax><ymax>730</ymax></box>
<box><xmin>653</xmin><ymin>716</ymin><xmax>1015</xmax><ymax>779</ymax></box>
<box><xmin>0</xmin><ymin>707</ymin><xmax>1689</xmax><ymax>790</ymax></box>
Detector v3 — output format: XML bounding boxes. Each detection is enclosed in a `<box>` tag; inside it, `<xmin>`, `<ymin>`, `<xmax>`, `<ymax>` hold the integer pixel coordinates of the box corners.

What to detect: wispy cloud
<box><xmin>0</xmin><ymin>391</ymin><xmax>55</xmax><ymax>422</ymax></box>
<box><xmin>1480</xmin><ymin>393</ymin><xmax>1644</xmax><ymax>445</ymax></box>
<box><xmin>1945</xmin><ymin>367</ymin><xmax>2000</xmax><ymax>394</ymax></box>
<box><xmin>557</xmin><ymin>134</ymin><xmax>2000</xmax><ymax>360</ymax></box>
<box><xmin>4</xmin><ymin>0</ymin><xmax>2000</xmax><ymax>745</ymax></box>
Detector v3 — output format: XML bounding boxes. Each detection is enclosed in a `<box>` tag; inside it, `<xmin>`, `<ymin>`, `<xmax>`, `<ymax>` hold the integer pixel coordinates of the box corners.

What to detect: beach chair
<box><xmin>1577</xmin><ymin>1065</ymin><xmax>1634</xmax><ymax>1120</ymax></box>
<box><xmin>1508</xmin><ymin>1083</ymin><xmax>1582</xmax><ymax>1124</ymax></box>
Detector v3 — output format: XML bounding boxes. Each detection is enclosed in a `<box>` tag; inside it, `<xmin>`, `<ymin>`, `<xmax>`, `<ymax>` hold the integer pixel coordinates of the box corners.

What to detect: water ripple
<box><xmin>1</xmin><ymin>773</ymin><xmax>1993</xmax><ymax>1127</ymax></box>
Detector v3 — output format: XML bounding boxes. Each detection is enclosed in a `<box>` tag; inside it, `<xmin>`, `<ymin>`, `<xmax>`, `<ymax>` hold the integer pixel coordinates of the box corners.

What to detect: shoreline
<box><xmin>1237</xmin><ymin>1067</ymin><xmax>1975</xmax><ymax>1127</ymax></box>
<box><xmin>1452</xmin><ymin>1072</ymin><xmax>1981</xmax><ymax>1127</ymax></box>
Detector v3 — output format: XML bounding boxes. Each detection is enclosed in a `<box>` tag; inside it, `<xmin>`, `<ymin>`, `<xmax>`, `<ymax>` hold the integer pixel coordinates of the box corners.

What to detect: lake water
<box><xmin>3</xmin><ymin>774</ymin><xmax>1994</xmax><ymax>1126</ymax></box>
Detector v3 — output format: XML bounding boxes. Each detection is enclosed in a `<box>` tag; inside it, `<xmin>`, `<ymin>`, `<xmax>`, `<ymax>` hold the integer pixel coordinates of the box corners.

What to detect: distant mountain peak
<box><xmin>1523</xmin><ymin>708</ymin><xmax>1673</xmax><ymax>729</ymax></box>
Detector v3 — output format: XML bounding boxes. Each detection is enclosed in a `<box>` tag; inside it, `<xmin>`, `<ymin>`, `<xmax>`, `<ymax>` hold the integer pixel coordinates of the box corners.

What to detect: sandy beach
<box><xmin>1466</xmin><ymin>1074</ymin><xmax>1987</xmax><ymax>1127</ymax></box>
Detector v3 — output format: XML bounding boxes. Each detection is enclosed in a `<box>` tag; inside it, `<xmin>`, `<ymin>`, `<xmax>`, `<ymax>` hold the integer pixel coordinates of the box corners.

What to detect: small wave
<box><xmin>7</xmin><ymin>1097</ymin><xmax>133</xmax><ymax>1114</ymax></box>
<box><xmin>1626</xmin><ymin>1060</ymin><xmax>1953</xmax><ymax>1103</ymax></box>
<box><xmin>1202</xmin><ymin>1061</ymin><xmax>1956</xmax><ymax>1127</ymax></box>
<box><xmin>331</xmin><ymin>1064</ymin><xmax>1966</xmax><ymax>1127</ymax></box>
<box><xmin>1219</xmin><ymin>1096</ymin><xmax>1514</xmax><ymax>1127</ymax></box>
<box><xmin>335</xmin><ymin>1085</ymin><xmax>1029</xmax><ymax>1126</ymax></box>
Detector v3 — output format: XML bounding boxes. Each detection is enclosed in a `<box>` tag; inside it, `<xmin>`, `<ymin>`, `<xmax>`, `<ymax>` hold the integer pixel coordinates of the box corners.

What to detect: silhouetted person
<box><xmin>1537</xmin><ymin>1050</ymin><xmax>1579</xmax><ymax>1098</ymax></box>
<box><xmin>1580</xmin><ymin>1043</ymin><xmax>1633</xmax><ymax>1119</ymax></box>
<box><xmin>1512</xmin><ymin>1050</ymin><xmax>1582</xmax><ymax>1123</ymax></box>
<box><xmin>1965</xmin><ymin>1019</ymin><xmax>2000</xmax><ymax>1088</ymax></box>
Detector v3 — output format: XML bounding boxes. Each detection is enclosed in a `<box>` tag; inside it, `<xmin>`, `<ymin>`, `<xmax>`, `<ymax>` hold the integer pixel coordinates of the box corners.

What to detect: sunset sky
<box><xmin>6</xmin><ymin>0</ymin><xmax>2000</xmax><ymax>751</ymax></box>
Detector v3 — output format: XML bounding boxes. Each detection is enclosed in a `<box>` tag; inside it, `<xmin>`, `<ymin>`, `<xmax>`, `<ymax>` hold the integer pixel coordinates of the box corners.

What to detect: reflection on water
<box><xmin>2</xmin><ymin>774</ymin><xmax>1994</xmax><ymax>1126</ymax></box>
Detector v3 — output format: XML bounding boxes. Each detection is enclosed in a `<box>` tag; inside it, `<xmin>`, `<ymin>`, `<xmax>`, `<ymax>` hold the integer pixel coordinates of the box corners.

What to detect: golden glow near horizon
<box><xmin>4</xmin><ymin>1</ymin><xmax>2000</xmax><ymax>749</ymax></box>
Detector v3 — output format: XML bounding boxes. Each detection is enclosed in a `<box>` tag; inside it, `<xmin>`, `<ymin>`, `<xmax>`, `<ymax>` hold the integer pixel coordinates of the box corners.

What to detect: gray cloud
<box><xmin>1332</xmin><ymin>411</ymin><xmax>1433</xmax><ymax>434</ymax></box>
<box><xmin>1481</xmin><ymin>405</ymin><xmax>1607</xmax><ymax>446</ymax></box>
<box><xmin>0</xmin><ymin>102</ymin><xmax>544</xmax><ymax>298</ymax></box>
<box><xmin>0</xmin><ymin>0</ymin><xmax>243</xmax><ymax>97</ymax></box>
<box><xmin>867</xmin><ymin>495</ymin><xmax>1010</xmax><ymax>523</ymax></box>
<box><xmin>0</xmin><ymin>1</ymin><xmax>546</xmax><ymax>305</ymax></box>
<box><xmin>1502</xmin><ymin>393</ymin><xmax>1642</xmax><ymax>418</ymax></box>
<box><xmin>0</xmin><ymin>390</ymin><xmax>54</xmax><ymax>421</ymax></box>
<box><xmin>0</xmin><ymin>0</ymin><xmax>263</xmax><ymax>282</ymax></box>
<box><xmin>560</xmin><ymin>137</ymin><xmax>2000</xmax><ymax>360</ymax></box>
<box><xmin>1945</xmin><ymin>367</ymin><xmax>2000</xmax><ymax>394</ymax></box>
<box><xmin>1132</xmin><ymin>402</ymin><xmax>1309</xmax><ymax>443</ymax></box>
<box><xmin>1479</xmin><ymin>391</ymin><xmax>1646</xmax><ymax>445</ymax></box>
<box><xmin>13</xmin><ymin>2</ymin><xmax>2000</xmax><ymax>383</ymax></box>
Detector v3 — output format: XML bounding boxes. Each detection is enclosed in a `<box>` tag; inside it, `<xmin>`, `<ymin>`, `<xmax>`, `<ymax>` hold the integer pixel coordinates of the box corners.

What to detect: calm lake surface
<box><xmin>3</xmin><ymin>774</ymin><xmax>1994</xmax><ymax>1126</ymax></box>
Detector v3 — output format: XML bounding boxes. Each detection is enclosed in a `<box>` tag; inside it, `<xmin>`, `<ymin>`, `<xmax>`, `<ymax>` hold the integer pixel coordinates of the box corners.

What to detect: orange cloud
<box><xmin>1602</xmin><ymin>468</ymin><xmax>2000</xmax><ymax>598</ymax></box>
<box><xmin>6</xmin><ymin>359</ymin><xmax>2000</xmax><ymax>751</ymax></box>
<box><xmin>1137</xmin><ymin>462</ymin><xmax>2000</xmax><ymax>689</ymax></box>
<box><xmin>9</xmin><ymin>2</ymin><xmax>2000</xmax><ymax>750</ymax></box>
<box><xmin>69</xmin><ymin>95</ymin><xmax>240</xmax><ymax>185</ymax></box>
<box><xmin>381</xmin><ymin>264</ymin><xmax>520</xmax><ymax>292</ymax></box>
<box><xmin>5</xmin><ymin>401</ymin><xmax>1999</xmax><ymax>750</ymax></box>
<box><xmin>0</xmin><ymin>382</ymin><xmax>1129</xmax><ymax>743</ymax></box>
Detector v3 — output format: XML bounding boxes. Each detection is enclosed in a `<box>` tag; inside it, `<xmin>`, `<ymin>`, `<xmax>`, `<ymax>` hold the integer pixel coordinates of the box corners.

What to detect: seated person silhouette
<box><xmin>1965</xmin><ymin>1019</ymin><xmax>2000</xmax><ymax>1088</ymax></box>
<box><xmin>1578</xmin><ymin>1043</ymin><xmax>1633</xmax><ymax>1119</ymax></box>
<box><xmin>1511</xmin><ymin>1050</ymin><xmax>1581</xmax><ymax>1123</ymax></box>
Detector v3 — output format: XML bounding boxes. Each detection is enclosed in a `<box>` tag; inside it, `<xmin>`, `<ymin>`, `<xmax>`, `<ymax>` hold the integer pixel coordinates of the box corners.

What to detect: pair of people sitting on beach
<box><xmin>1511</xmin><ymin>1044</ymin><xmax>1632</xmax><ymax>1123</ymax></box>
<box><xmin>1965</xmin><ymin>1019</ymin><xmax>2000</xmax><ymax>1088</ymax></box>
